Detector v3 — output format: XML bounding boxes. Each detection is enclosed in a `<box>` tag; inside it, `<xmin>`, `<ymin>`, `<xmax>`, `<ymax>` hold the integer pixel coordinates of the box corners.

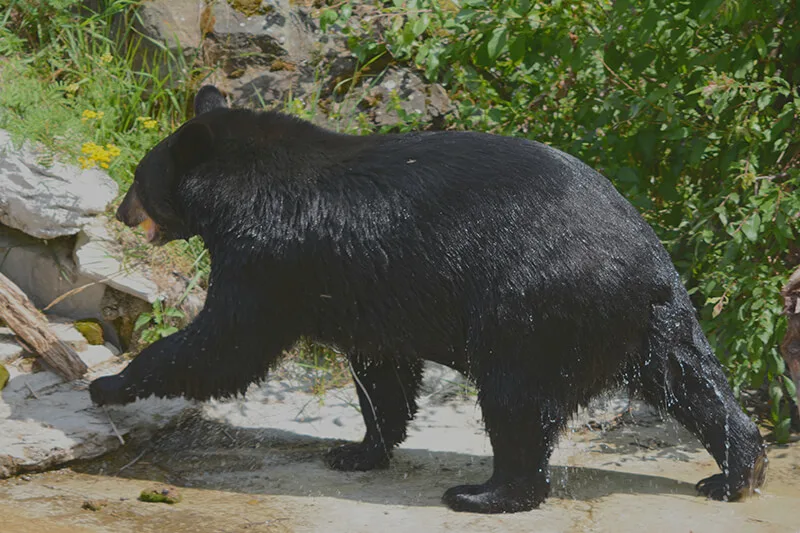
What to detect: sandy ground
<box><xmin>1</xmin><ymin>369</ymin><xmax>799</xmax><ymax>533</ymax></box>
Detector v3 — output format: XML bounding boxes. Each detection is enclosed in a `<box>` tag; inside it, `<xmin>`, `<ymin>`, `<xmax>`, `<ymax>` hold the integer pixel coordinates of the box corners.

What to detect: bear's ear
<box><xmin>194</xmin><ymin>85</ymin><xmax>228</xmax><ymax>116</ymax></box>
<box><xmin>168</xmin><ymin>122</ymin><xmax>215</xmax><ymax>172</ymax></box>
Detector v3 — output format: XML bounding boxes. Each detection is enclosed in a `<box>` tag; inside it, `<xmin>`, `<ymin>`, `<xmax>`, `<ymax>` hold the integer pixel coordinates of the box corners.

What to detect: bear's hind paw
<box><xmin>442</xmin><ymin>480</ymin><xmax>544</xmax><ymax>514</ymax></box>
<box><xmin>325</xmin><ymin>442</ymin><xmax>390</xmax><ymax>471</ymax></box>
<box><xmin>696</xmin><ymin>474</ymin><xmax>743</xmax><ymax>502</ymax></box>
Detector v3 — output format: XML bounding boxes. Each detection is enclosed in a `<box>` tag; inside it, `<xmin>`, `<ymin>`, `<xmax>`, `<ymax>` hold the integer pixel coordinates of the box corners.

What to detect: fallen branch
<box><xmin>0</xmin><ymin>272</ymin><xmax>88</xmax><ymax>380</ymax></box>
<box><xmin>103</xmin><ymin>406</ymin><xmax>126</xmax><ymax>446</ymax></box>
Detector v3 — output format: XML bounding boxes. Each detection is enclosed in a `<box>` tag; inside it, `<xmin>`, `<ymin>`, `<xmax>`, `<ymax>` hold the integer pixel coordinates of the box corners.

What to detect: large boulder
<box><xmin>0</xmin><ymin>130</ymin><xmax>118</xmax><ymax>239</ymax></box>
<box><xmin>134</xmin><ymin>0</ymin><xmax>206</xmax><ymax>59</ymax></box>
<box><xmin>0</xmin><ymin>225</ymin><xmax>107</xmax><ymax>320</ymax></box>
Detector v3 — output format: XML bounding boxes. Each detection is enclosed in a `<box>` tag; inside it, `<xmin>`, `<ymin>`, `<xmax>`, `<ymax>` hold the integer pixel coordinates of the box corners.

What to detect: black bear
<box><xmin>90</xmin><ymin>85</ymin><xmax>767</xmax><ymax>513</ymax></box>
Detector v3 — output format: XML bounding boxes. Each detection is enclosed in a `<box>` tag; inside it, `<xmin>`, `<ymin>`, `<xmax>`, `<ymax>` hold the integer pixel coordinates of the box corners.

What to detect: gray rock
<box><xmin>80</xmin><ymin>0</ymin><xmax>206</xmax><ymax>64</ymax></box>
<box><xmin>0</xmin><ymin>130</ymin><xmax>118</xmax><ymax>239</ymax></box>
<box><xmin>420</xmin><ymin>361</ymin><xmax>473</xmax><ymax>405</ymax></box>
<box><xmin>48</xmin><ymin>317</ymin><xmax>90</xmax><ymax>353</ymax></box>
<box><xmin>209</xmin><ymin>0</ymin><xmax>317</xmax><ymax>69</ymax></box>
<box><xmin>0</xmin><ymin>316</ymin><xmax>184</xmax><ymax>478</ymax></box>
<box><xmin>208</xmin><ymin>0</ymin><xmax>324</xmax><ymax>107</ymax></box>
<box><xmin>0</xmin><ymin>362</ymin><xmax>189</xmax><ymax>478</ymax></box>
<box><xmin>0</xmin><ymin>328</ymin><xmax>24</xmax><ymax>363</ymax></box>
<box><xmin>0</xmin><ymin>225</ymin><xmax>107</xmax><ymax>320</ymax></box>
<box><xmin>367</xmin><ymin>69</ymin><xmax>453</xmax><ymax>129</ymax></box>
<box><xmin>135</xmin><ymin>0</ymin><xmax>206</xmax><ymax>57</ymax></box>
<box><xmin>73</xmin><ymin>218</ymin><xmax>159</xmax><ymax>303</ymax></box>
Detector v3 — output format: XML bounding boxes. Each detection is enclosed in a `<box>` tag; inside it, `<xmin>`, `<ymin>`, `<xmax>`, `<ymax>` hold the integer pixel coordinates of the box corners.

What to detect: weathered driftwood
<box><xmin>0</xmin><ymin>272</ymin><xmax>87</xmax><ymax>380</ymax></box>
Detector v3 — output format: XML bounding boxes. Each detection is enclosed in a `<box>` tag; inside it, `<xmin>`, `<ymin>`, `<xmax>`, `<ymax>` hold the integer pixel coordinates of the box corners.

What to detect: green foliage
<box><xmin>290</xmin><ymin>338</ymin><xmax>351</xmax><ymax>402</ymax></box>
<box><xmin>326</xmin><ymin>0</ymin><xmax>800</xmax><ymax>438</ymax></box>
<box><xmin>134</xmin><ymin>298</ymin><xmax>184</xmax><ymax>345</ymax></box>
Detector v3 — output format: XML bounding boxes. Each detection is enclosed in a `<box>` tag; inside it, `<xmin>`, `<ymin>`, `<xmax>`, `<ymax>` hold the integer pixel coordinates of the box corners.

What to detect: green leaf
<box><xmin>741</xmin><ymin>212</ymin><xmax>761</xmax><ymax>242</ymax></box>
<box><xmin>617</xmin><ymin>167</ymin><xmax>639</xmax><ymax>184</ymax></box>
<box><xmin>412</xmin><ymin>14</ymin><xmax>430</xmax><ymax>37</ymax></box>
<box><xmin>753</xmin><ymin>34</ymin><xmax>767</xmax><ymax>58</ymax></box>
<box><xmin>402</xmin><ymin>22</ymin><xmax>417</xmax><ymax>46</ymax></box>
<box><xmin>786</xmin><ymin>377</ymin><xmax>797</xmax><ymax>398</ymax></box>
<box><xmin>160</xmin><ymin>326</ymin><xmax>179</xmax><ymax>337</ymax></box>
<box><xmin>487</xmin><ymin>27</ymin><xmax>508</xmax><ymax>60</ymax></box>
<box><xmin>631</xmin><ymin>50</ymin><xmax>656</xmax><ymax>75</ymax></box>
<box><xmin>508</xmin><ymin>34</ymin><xmax>527</xmax><ymax>63</ymax></box>
<box><xmin>319</xmin><ymin>9</ymin><xmax>339</xmax><ymax>32</ymax></box>
<box><xmin>134</xmin><ymin>313</ymin><xmax>153</xmax><ymax>332</ymax></box>
<box><xmin>664</xmin><ymin>126</ymin><xmax>690</xmax><ymax>140</ymax></box>
<box><xmin>689</xmin><ymin>138</ymin><xmax>709</xmax><ymax>164</ymax></box>
<box><xmin>165</xmin><ymin>308</ymin><xmax>184</xmax><ymax>319</ymax></box>
<box><xmin>510</xmin><ymin>0</ymin><xmax>531</xmax><ymax>17</ymax></box>
<box><xmin>604</xmin><ymin>42</ymin><xmax>624</xmax><ymax>71</ymax></box>
<box><xmin>774</xmin><ymin>417</ymin><xmax>791</xmax><ymax>444</ymax></box>
<box><xmin>769</xmin><ymin>379</ymin><xmax>784</xmax><ymax>402</ymax></box>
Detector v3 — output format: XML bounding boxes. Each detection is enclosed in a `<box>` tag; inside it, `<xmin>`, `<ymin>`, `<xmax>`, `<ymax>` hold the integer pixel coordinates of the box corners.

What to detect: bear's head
<box><xmin>115</xmin><ymin>85</ymin><xmax>229</xmax><ymax>245</ymax></box>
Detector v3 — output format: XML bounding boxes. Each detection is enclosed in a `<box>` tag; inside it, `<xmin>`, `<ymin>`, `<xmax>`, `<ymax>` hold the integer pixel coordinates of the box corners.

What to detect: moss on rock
<box><xmin>227</xmin><ymin>0</ymin><xmax>271</xmax><ymax>17</ymax></box>
<box><xmin>0</xmin><ymin>363</ymin><xmax>9</xmax><ymax>390</ymax></box>
<box><xmin>139</xmin><ymin>485</ymin><xmax>182</xmax><ymax>504</ymax></box>
<box><xmin>74</xmin><ymin>319</ymin><xmax>104</xmax><ymax>345</ymax></box>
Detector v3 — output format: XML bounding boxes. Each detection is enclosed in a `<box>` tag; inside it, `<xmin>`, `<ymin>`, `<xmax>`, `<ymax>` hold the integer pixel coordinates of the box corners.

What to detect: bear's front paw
<box><xmin>89</xmin><ymin>374</ymin><xmax>137</xmax><ymax>406</ymax></box>
<box><xmin>325</xmin><ymin>442</ymin><xmax>390</xmax><ymax>471</ymax></box>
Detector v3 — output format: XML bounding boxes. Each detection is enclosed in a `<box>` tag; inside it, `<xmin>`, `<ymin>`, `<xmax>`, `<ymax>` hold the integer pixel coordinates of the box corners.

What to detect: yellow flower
<box><xmin>100</xmin><ymin>52</ymin><xmax>113</xmax><ymax>64</ymax></box>
<box><xmin>80</xmin><ymin>141</ymin><xmax>121</xmax><ymax>170</ymax></box>
<box><xmin>66</xmin><ymin>83</ymin><xmax>80</xmax><ymax>94</ymax></box>
<box><xmin>81</xmin><ymin>110</ymin><xmax>104</xmax><ymax>122</ymax></box>
<box><xmin>105</xmin><ymin>143</ymin><xmax>121</xmax><ymax>157</ymax></box>
<box><xmin>136</xmin><ymin>116</ymin><xmax>158</xmax><ymax>129</ymax></box>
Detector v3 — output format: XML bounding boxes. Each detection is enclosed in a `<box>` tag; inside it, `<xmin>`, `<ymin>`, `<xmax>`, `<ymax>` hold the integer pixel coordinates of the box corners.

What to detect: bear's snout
<box><xmin>116</xmin><ymin>187</ymin><xmax>148</xmax><ymax>228</ymax></box>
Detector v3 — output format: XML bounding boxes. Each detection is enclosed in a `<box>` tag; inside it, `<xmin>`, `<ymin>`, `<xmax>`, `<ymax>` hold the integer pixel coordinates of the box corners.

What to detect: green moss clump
<box><xmin>0</xmin><ymin>363</ymin><xmax>9</xmax><ymax>390</ymax></box>
<box><xmin>139</xmin><ymin>486</ymin><xmax>182</xmax><ymax>504</ymax></box>
<box><xmin>75</xmin><ymin>319</ymin><xmax>105</xmax><ymax>345</ymax></box>
<box><xmin>227</xmin><ymin>0</ymin><xmax>272</xmax><ymax>17</ymax></box>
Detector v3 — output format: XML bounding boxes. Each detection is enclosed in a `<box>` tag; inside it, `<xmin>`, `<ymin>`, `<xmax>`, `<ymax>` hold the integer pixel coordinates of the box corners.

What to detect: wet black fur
<box><xmin>90</xmin><ymin>86</ymin><xmax>767</xmax><ymax>514</ymax></box>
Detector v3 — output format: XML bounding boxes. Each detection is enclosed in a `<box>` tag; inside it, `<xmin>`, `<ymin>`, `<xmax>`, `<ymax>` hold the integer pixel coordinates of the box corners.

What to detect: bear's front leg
<box><xmin>90</xmin><ymin>284</ymin><xmax>291</xmax><ymax>405</ymax></box>
<box><xmin>325</xmin><ymin>353</ymin><xmax>423</xmax><ymax>471</ymax></box>
<box><xmin>89</xmin><ymin>324</ymin><xmax>210</xmax><ymax>405</ymax></box>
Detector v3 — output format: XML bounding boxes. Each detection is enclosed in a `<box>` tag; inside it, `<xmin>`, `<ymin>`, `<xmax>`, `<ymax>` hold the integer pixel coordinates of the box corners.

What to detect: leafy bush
<box><xmin>323</xmin><ymin>0</ymin><xmax>800</xmax><ymax>439</ymax></box>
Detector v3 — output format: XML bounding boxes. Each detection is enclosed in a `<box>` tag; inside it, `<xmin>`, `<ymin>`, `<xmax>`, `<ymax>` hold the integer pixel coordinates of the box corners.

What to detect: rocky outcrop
<box><xmin>124</xmin><ymin>0</ymin><xmax>452</xmax><ymax>130</ymax></box>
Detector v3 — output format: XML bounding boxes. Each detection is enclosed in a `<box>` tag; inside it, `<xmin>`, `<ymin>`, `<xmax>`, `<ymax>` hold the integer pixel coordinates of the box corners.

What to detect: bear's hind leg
<box><xmin>637</xmin><ymin>300</ymin><xmax>767</xmax><ymax>501</ymax></box>
<box><xmin>442</xmin><ymin>369</ymin><xmax>567</xmax><ymax>513</ymax></box>
<box><xmin>325</xmin><ymin>353</ymin><xmax>422</xmax><ymax>471</ymax></box>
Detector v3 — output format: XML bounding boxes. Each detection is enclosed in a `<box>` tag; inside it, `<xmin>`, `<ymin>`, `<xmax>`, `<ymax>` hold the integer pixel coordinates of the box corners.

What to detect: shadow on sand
<box><xmin>69</xmin><ymin>411</ymin><xmax>703</xmax><ymax>509</ymax></box>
